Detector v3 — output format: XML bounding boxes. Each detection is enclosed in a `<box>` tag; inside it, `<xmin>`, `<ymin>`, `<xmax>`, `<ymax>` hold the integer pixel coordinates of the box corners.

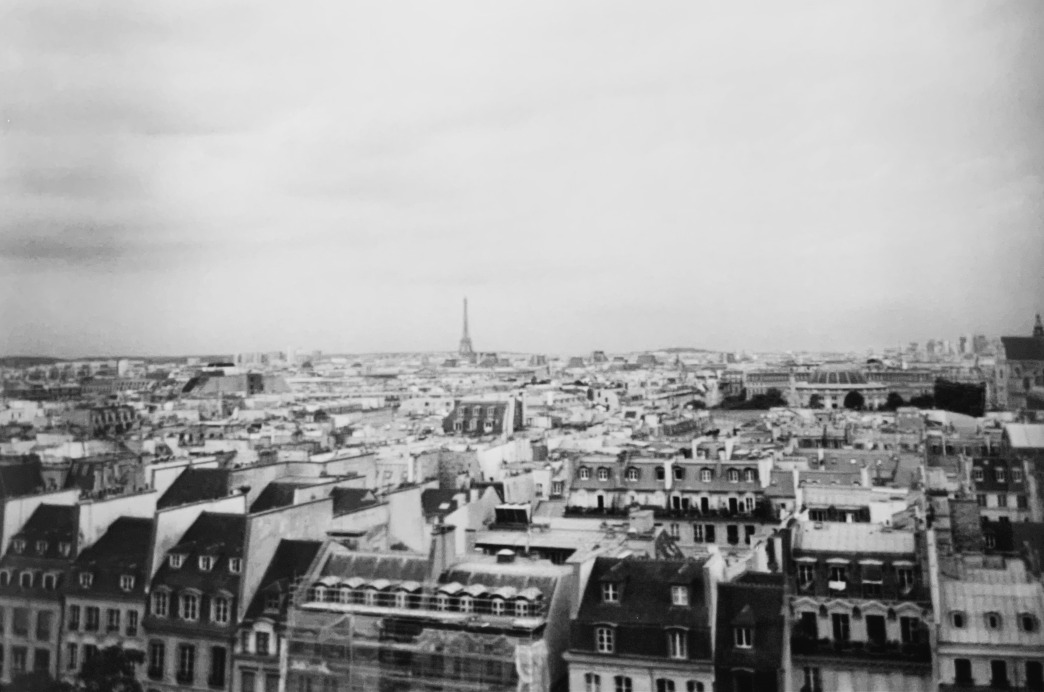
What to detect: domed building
<box><xmin>794</xmin><ymin>368</ymin><xmax>886</xmax><ymax>409</ymax></box>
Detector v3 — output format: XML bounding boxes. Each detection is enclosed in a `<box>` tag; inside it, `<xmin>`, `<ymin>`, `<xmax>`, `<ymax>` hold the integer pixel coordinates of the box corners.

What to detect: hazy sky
<box><xmin>2</xmin><ymin>1</ymin><xmax>1042</xmax><ymax>357</ymax></box>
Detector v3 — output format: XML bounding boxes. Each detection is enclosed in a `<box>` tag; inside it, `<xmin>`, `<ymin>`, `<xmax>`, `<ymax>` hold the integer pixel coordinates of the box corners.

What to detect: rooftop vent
<box><xmin>496</xmin><ymin>549</ymin><xmax>516</xmax><ymax>564</ymax></box>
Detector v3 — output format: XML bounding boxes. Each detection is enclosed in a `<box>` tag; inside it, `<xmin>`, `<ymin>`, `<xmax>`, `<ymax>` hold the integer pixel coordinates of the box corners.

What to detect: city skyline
<box><xmin>2</xmin><ymin>1</ymin><xmax>1043</xmax><ymax>356</ymax></box>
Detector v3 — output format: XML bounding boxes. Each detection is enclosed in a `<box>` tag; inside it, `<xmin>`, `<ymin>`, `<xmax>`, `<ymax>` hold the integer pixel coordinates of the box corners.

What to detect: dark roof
<box><xmin>421</xmin><ymin>489</ymin><xmax>461</xmax><ymax>518</ymax></box>
<box><xmin>0</xmin><ymin>504</ymin><xmax>79</xmax><ymax>591</ymax></box>
<box><xmin>69</xmin><ymin>517</ymin><xmax>154</xmax><ymax>597</ymax></box>
<box><xmin>319</xmin><ymin>550</ymin><xmax>430</xmax><ymax>583</ymax></box>
<box><xmin>1001</xmin><ymin>336</ymin><xmax>1044</xmax><ymax>361</ymax></box>
<box><xmin>250</xmin><ymin>481</ymin><xmax>306</xmax><ymax>513</ymax></box>
<box><xmin>332</xmin><ymin>487</ymin><xmax>378</xmax><ymax>515</ymax></box>
<box><xmin>1011</xmin><ymin>522</ymin><xmax>1044</xmax><ymax>576</ymax></box>
<box><xmin>12</xmin><ymin>504</ymin><xmax>78</xmax><ymax>549</ymax></box>
<box><xmin>715</xmin><ymin>572</ymin><xmax>785</xmax><ymax>672</ymax></box>
<box><xmin>0</xmin><ymin>459</ymin><xmax>45</xmax><ymax>498</ymax></box>
<box><xmin>157</xmin><ymin>467</ymin><xmax>232</xmax><ymax>509</ymax></box>
<box><xmin>243</xmin><ymin>539</ymin><xmax>322</xmax><ymax>621</ymax></box>
<box><xmin>151</xmin><ymin>512</ymin><xmax>246</xmax><ymax>594</ymax></box>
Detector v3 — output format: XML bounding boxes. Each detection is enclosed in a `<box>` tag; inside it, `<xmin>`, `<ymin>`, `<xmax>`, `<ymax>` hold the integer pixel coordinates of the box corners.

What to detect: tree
<box><xmin>808</xmin><ymin>394</ymin><xmax>824</xmax><ymax>409</ymax></box>
<box><xmin>909</xmin><ymin>393</ymin><xmax>935</xmax><ymax>409</ymax></box>
<box><xmin>843</xmin><ymin>390</ymin><xmax>865</xmax><ymax>411</ymax></box>
<box><xmin>77</xmin><ymin>646</ymin><xmax>145</xmax><ymax>692</ymax></box>
<box><xmin>884</xmin><ymin>392</ymin><xmax>905</xmax><ymax>411</ymax></box>
<box><xmin>933</xmin><ymin>378</ymin><xmax>985</xmax><ymax>418</ymax></box>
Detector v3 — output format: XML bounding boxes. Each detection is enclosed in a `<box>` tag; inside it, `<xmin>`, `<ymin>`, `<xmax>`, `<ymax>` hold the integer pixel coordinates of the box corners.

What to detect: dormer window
<box><xmin>0</xmin><ymin>570</ymin><xmax>10</xmax><ymax>586</ymax></box>
<box><xmin>11</xmin><ymin>539</ymin><xmax>25</xmax><ymax>554</ymax></box>
<box><xmin>264</xmin><ymin>592</ymin><xmax>281</xmax><ymax>611</ymax></box>
<box><xmin>896</xmin><ymin>567</ymin><xmax>915</xmax><ymax>592</ymax></box>
<box><xmin>700</xmin><ymin>469</ymin><xmax>712</xmax><ymax>483</ymax></box>
<box><xmin>199</xmin><ymin>556</ymin><xmax>214</xmax><ymax>572</ymax></box>
<box><xmin>515</xmin><ymin>600</ymin><xmax>529</xmax><ymax>617</ymax></box>
<box><xmin>727</xmin><ymin>469</ymin><xmax>740</xmax><ymax>483</ymax></box>
<box><xmin>671</xmin><ymin>585</ymin><xmax>689</xmax><ymax>606</ymax></box>
<box><xmin>995</xmin><ymin>469</ymin><xmax>1006</xmax><ymax>483</ymax></box>
<box><xmin>35</xmin><ymin>541</ymin><xmax>48</xmax><ymax>554</ymax></box>
<box><xmin>58</xmin><ymin>542</ymin><xmax>71</xmax><ymax>557</ymax></box>
<box><xmin>43</xmin><ymin>573</ymin><xmax>57</xmax><ymax>590</ymax></box>
<box><xmin>79</xmin><ymin>572</ymin><xmax>93</xmax><ymax>588</ymax></box>
<box><xmin>951</xmin><ymin>611</ymin><xmax>966</xmax><ymax>628</ymax></box>
<box><xmin>1019</xmin><ymin>613</ymin><xmax>1039</xmax><ymax>632</ymax></box>
<box><xmin>229</xmin><ymin>558</ymin><xmax>242</xmax><ymax>574</ymax></box>
<box><xmin>985</xmin><ymin>612</ymin><xmax>1002</xmax><ymax>630</ymax></box>
<box><xmin>491</xmin><ymin>598</ymin><xmax>505</xmax><ymax>615</ymax></box>
<box><xmin>169</xmin><ymin>554</ymin><xmax>184</xmax><ymax>569</ymax></box>
<box><xmin>667</xmin><ymin>629</ymin><xmax>689</xmax><ymax>659</ymax></box>
<box><xmin>459</xmin><ymin>595</ymin><xmax>474</xmax><ymax>613</ymax></box>
<box><xmin>595</xmin><ymin>626</ymin><xmax>615</xmax><ymax>654</ymax></box>
<box><xmin>20</xmin><ymin>571</ymin><xmax>34</xmax><ymax>588</ymax></box>
<box><xmin>972</xmin><ymin>468</ymin><xmax>984</xmax><ymax>482</ymax></box>
<box><xmin>734</xmin><ymin>627</ymin><xmax>753</xmax><ymax>648</ymax></box>
<box><xmin>743</xmin><ymin>468</ymin><xmax>756</xmax><ymax>483</ymax></box>
<box><xmin>181</xmin><ymin>593</ymin><xmax>200</xmax><ymax>620</ymax></box>
<box><xmin>1012</xmin><ymin>469</ymin><xmax>1023</xmax><ymax>483</ymax></box>
<box><xmin>597</xmin><ymin>468</ymin><xmax>609</xmax><ymax>482</ymax></box>
<box><xmin>120</xmin><ymin>575</ymin><xmax>135</xmax><ymax>592</ymax></box>
<box><xmin>673</xmin><ymin>467</ymin><xmax>684</xmax><ymax>481</ymax></box>
<box><xmin>626</xmin><ymin>468</ymin><xmax>639</xmax><ymax>481</ymax></box>
<box><xmin>602</xmin><ymin>582</ymin><xmax>619</xmax><ymax>603</ymax></box>
<box><xmin>579</xmin><ymin>467</ymin><xmax>591</xmax><ymax>481</ymax></box>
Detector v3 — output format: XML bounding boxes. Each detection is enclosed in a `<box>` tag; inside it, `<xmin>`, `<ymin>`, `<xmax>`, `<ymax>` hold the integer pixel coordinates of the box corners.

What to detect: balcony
<box><xmin>790</xmin><ymin>633</ymin><xmax>930</xmax><ymax>665</ymax></box>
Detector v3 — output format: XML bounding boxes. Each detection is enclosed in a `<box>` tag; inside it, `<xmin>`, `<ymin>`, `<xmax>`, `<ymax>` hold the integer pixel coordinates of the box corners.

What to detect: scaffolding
<box><xmin>282</xmin><ymin>577</ymin><xmax>550</xmax><ymax>692</ymax></box>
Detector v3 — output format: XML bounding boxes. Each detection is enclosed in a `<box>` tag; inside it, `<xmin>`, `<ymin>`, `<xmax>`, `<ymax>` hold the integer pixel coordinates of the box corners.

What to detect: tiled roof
<box><xmin>157</xmin><ymin>467</ymin><xmax>232</xmax><ymax>509</ymax></box>
<box><xmin>791</xmin><ymin>522</ymin><xmax>915</xmax><ymax>555</ymax></box>
<box><xmin>68</xmin><ymin>517</ymin><xmax>153</xmax><ymax>597</ymax></box>
<box><xmin>1001</xmin><ymin>336</ymin><xmax>1044</xmax><ymax>361</ymax></box>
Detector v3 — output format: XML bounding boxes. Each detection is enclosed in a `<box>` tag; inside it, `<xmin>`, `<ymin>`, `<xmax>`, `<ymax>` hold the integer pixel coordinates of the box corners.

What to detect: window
<box><xmin>584</xmin><ymin>673</ymin><xmax>601</xmax><ymax>692</ymax></box>
<box><xmin>896</xmin><ymin>567</ymin><xmax>914</xmax><ymax>592</ymax></box>
<box><xmin>900</xmin><ymin>616</ymin><xmax>919</xmax><ymax>644</ymax></box>
<box><xmin>21</xmin><ymin>571</ymin><xmax>34</xmax><ymax>588</ymax></box>
<box><xmin>213</xmin><ymin>597</ymin><xmax>230</xmax><ymax>624</ymax></box>
<box><xmin>1018</xmin><ymin>495</ymin><xmax>1029</xmax><ymax>509</ymax></box>
<box><xmin>986</xmin><ymin>612</ymin><xmax>1002</xmax><ymax>630</ymax></box>
<box><xmin>36</xmin><ymin>611</ymin><xmax>52</xmax><ymax>640</ymax></box>
<box><xmin>436</xmin><ymin>594</ymin><xmax>449</xmax><ymax>611</ymax></box>
<box><xmin>1027</xmin><ymin>661</ymin><xmax>1043</xmax><ymax>690</ymax></box>
<box><xmin>241</xmin><ymin>671</ymin><xmax>256</xmax><ymax>692</ymax></box>
<box><xmin>491</xmin><ymin>598</ymin><xmax>505</xmax><ymax>615</ymax></box>
<box><xmin>686</xmin><ymin>684</ymin><xmax>704</xmax><ymax>692</ymax></box>
<box><xmin>152</xmin><ymin>591</ymin><xmax>169</xmax><ymax>617</ymax></box>
<box><xmin>459</xmin><ymin>595</ymin><xmax>474</xmax><ymax>613</ymax></box>
<box><xmin>85</xmin><ymin>606</ymin><xmax>100</xmax><ymax>632</ymax></box>
<box><xmin>992</xmin><ymin>660</ymin><xmax>1009</xmax><ymax>687</ymax></box>
<box><xmin>973</xmin><ymin>468</ymin><xmax>984</xmax><ymax>482</ymax></box>
<box><xmin>798</xmin><ymin>563</ymin><xmax>815</xmax><ymax>586</ymax></box>
<box><xmin>12</xmin><ymin>646</ymin><xmax>27</xmax><ymax>674</ymax></box>
<box><xmin>229</xmin><ymin>558</ymin><xmax>242</xmax><ymax>574</ymax></box>
<box><xmin>726</xmin><ymin>524</ymin><xmax>740</xmax><ymax>545</ymax></box>
<box><xmin>120</xmin><ymin>575</ymin><xmax>135</xmax><ymax>591</ymax></box>
<box><xmin>68</xmin><ymin>605</ymin><xmax>80</xmax><ymax>631</ymax></box>
<box><xmin>985</xmin><ymin>534</ymin><xmax>997</xmax><ymax>549</ymax></box>
<box><xmin>579</xmin><ymin>467</ymin><xmax>591</xmax><ymax>480</ymax></box>
<box><xmin>58</xmin><ymin>542</ymin><xmax>71</xmax><ymax>557</ymax></box>
<box><xmin>126</xmin><ymin>610</ymin><xmax>138</xmax><ymax>636</ymax></box>
<box><xmin>1012</xmin><ymin>468</ymin><xmax>1023</xmax><ymax>483</ymax></box>
<box><xmin>177</xmin><ymin>644</ymin><xmax>195</xmax><ymax>683</ymax></box>
<box><xmin>595</xmin><ymin>626</ymin><xmax>615</xmax><ymax>653</ymax></box>
<box><xmin>12</xmin><ymin>539</ymin><xmax>25</xmax><ymax>553</ymax></box>
<box><xmin>704</xmin><ymin>524</ymin><xmax>716</xmax><ymax>543</ymax></box>
<box><xmin>169</xmin><ymin>554</ymin><xmax>184</xmax><ymax>569</ymax></box>
<box><xmin>692</xmin><ymin>524</ymin><xmax>704</xmax><ymax>542</ymax></box>
<box><xmin>0</xmin><ymin>570</ymin><xmax>9</xmax><ymax>586</ymax></box>
<box><xmin>13</xmin><ymin>607</ymin><xmax>30</xmax><ymax>635</ymax></box>
<box><xmin>667</xmin><ymin>629</ymin><xmax>688</xmax><ymax>659</ymax></box>
<box><xmin>107</xmin><ymin>609</ymin><xmax>121</xmax><ymax>632</ymax></box>
<box><xmin>597</xmin><ymin>468</ymin><xmax>609</xmax><ymax>481</ymax></box>
<box><xmin>743</xmin><ymin>468</ymin><xmax>756</xmax><ymax>482</ymax></box>
<box><xmin>35</xmin><ymin>540</ymin><xmax>47</xmax><ymax>554</ymax></box>
<box><xmin>199</xmin><ymin>556</ymin><xmax>214</xmax><ymax>572</ymax></box>
<box><xmin>671</xmin><ymin>585</ymin><xmax>689</xmax><ymax>606</ymax></box>
<box><xmin>954</xmin><ymin>658</ymin><xmax>972</xmax><ymax>684</ymax></box>
<box><xmin>394</xmin><ymin>591</ymin><xmax>407</xmax><ymax>609</ymax></box>
<box><xmin>515</xmin><ymin>600</ymin><xmax>529</xmax><ymax>617</ymax></box>
<box><xmin>601</xmin><ymin>583</ymin><xmax>619</xmax><ymax>603</ymax></box>
<box><xmin>656</xmin><ymin>681</ymin><xmax>675</xmax><ymax>692</ymax></box>
<box><xmin>626</xmin><ymin>468</ymin><xmax>639</xmax><ymax>481</ymax></box>
<box><xmin>977</xmin><ymin>493</ymin><xmax>987</xmax><ymax>507</ymax></box>
<box><xmin>997</xmin><ymin>494</ymin><xmax>1008</xmax><ymax>508</ymax></box>
<box><xmin>614</xmin><ymin>676</ymin><xmax>632</xmax><ymax>692</ymax></box>
<box><xmin>66</xmin><ymin>643</ymin><xmax>78</xmax><ymax>671</ymax></box>
<box><xmin>951</xmin><ymin>611</ymin><xmax>966</xmax><ymax>628</ymax></box>
<box><xmin>727</xmin><ymin>469</ymin><xmax>740</xmax><ymax>483</ymax></box>
<box><xmin>256</xmin><ymin>632</ymin><xmax>271</xmax><ymax>656</ymax></box>
<box><xmin>700</xmin><ymin>469</ymin><xmax>712</xmax><ymax>482</ymax></box>
<box><xmin>803</xmin><ymin>667</ymin><xmax>823</xmax><ymax>692</ymax></box>
<box><xmin>670</xmin><ymin>523</ymin><xmax>680</xmax><ymax>539</ymax></box>
<box><xmin>181</xmin><ymin>594</ymin><xmax>199</xmax><ymax>621</ymax></box>
<box><xmin>32</xmin><ymin>647</ymin><xmax>49</xmax><ymax>673</ymax></box>
<box><xmin>734</xmin><ymin>626</ymin><xmax>753</xmax><ymax>648</ymax></box>
<box><xmin>1020</xmin><ymin>613</ymin><xmax>1039</xmax><ymax>632</ymax></box>
<box><xmin>265</xmin><ymin>592</ymin><xmax>281</xmax><ymax>611</ymax></box>
<box><xmin>831</xmin><ymin>613</ymin><xmax>850</xmax><ymax>642</ymax></box>
<box><xmin>656</xmin><ymin>467</ymin><xmax>666</xmax><ymax>480</ymax></box>
<box><xmin>995</xmin><ymin>468</ymin><xmax>1006</xmax><ymax>483</ymax></box>
<box><xmin>673</xmin><ymin>467</ymin><xmax>684</xmax><ymax>481</ymax></box>
<box><xmin>209</xmin><ymin>646</ymin><xmax>226</xmax><ymax>687</ymax></box>
<box><xmin>744</xmin><ymin>497</ymin><xmax>755</xmax><ymax>513</ymax></box>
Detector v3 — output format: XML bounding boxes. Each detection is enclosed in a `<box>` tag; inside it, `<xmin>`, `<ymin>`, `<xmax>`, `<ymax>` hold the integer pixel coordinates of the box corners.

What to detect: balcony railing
<box><xmin>790</xmin><ymin>633</ymin><xmax>930</xmax><ymax>663</ymax></box>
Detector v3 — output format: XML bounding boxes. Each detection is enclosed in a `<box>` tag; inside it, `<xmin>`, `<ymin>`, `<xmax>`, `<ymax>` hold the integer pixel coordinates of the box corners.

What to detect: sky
<box><xmin>1</xmin><ymin>1</ymin><xmax>1043</xmax><ymax>358</ymax></box>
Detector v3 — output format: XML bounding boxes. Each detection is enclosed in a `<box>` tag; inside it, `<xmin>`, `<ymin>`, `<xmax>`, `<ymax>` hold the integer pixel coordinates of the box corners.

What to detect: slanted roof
<box><xmin>576</xmin><ymin>556</ymin><xmax>710</xmax><ymax>629</ymax></box>
<box><xmin>70</xmin><ymin>517</ymin><xmax>154</xmax><ymax>596</ymax></box>
<box><xmin>243</xmin><ymin>539</ymin><xmax>322</xmax><ymax>620</ymax></box>
<box><xmin>1001</xmin><ymin>336</ymin><xmax>1044</xmax><ymax>362</ymax></box>
<box><xmin>939</xmin><ymin>579</ymin><xmax>1044</xmax><ymax>647</ymax></box>
<box><xmin>157</xmin><ymin>467</ymin><xmax>232</xmax><ymax>509</ymax></box>
<box><xmin>319</xmin><ymin>546</ymin><xmax>429</xmax><ymax>583</ymax></box>
<box><xmin>332</xmin><ymin>487</ymin><xmax>378</xmax><ymax>515</ymax></box>
<box><xmin>12</xmin><ymin>504</ymin><xmax>78</xmax><ymax>547</ymax></box>
<box><xmin>715</xmin><ymin>572</ymin><xmax>785</xmax><ymax>671</ymax></box>
<box><xmin>792</xmin><ymin>522</ymin><xmax>916</xmax><ymax>555</ymax></box>
<box><xmin>250</xmin><ymin>481</ymin><xmax>306</xmax><ymax>513</ymax></box>
<box><xmin>0</xmin><ymin>459</ymin><xmax>44</xmax><ymax>498</ymax></box>
<box><xmin>421</xmin><ymin>489</ymin><xmax>460</xmax><ymax>518</ymax></box>
<box><xmin>151</xmin><ymin>512</ymin><xmax>246</xmax><ymax>593</ymax></box>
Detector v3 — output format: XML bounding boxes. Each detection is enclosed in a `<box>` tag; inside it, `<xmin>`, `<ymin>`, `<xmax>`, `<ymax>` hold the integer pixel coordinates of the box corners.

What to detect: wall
<box><xmin>149</xmin><ymin>494</ymin><xmax>246</xmax><ymax>579</ymax></box>
<box><xmin>1</xmin><ymin>488</ymin><xmax>79</xmax><ymax>554</ymax></box>
<box><xmin>386</xmin><ymin>484</ymin><xmax>430</xmax><ymax>552</ymax></box>
<box><xmin>77</xmin><ymin>490</ymin><xmax>157</xmax><ymax>548</ymax></box>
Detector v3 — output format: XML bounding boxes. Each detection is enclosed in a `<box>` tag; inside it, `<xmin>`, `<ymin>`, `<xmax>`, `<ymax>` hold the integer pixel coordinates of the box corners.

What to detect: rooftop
<box><xmin>792</xmin><ymin>521</ymin><xmax>916</xmax><ymax>555</ymax></box>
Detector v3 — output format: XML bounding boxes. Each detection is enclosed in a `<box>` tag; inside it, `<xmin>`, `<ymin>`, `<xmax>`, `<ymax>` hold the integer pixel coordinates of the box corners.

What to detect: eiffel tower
<box><xmin>458</xmin><ymin>297</ymin><xmax>475</xmax><ymax>359</ymax></box>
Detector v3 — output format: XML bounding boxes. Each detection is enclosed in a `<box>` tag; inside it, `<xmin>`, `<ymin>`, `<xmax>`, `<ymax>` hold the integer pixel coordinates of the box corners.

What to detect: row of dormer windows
<box><xmin>458</xmin><ymin>406</ymin><xmax>498</xmax><ymax>418</ymax></box>
<box><xmin>453</xmin><ymin>419</ymin><xmax>494</xmax><ymax>433</ymax></box>
<box><xmin>0</xmin><ymin>569</ymin><xmax>62</xmax><ymax>590</ymax></box>
<box><xmin>972</xmin><ymin>467</ymin><xmax>1022</xmax><ymax>484</ymax></box>
<box><xmin>950</xmin><ymin>610</ymin><xmax>1039</xmax><ymax>632</ymax></box>
<box><xmin>9</xmin><ymin>539</ymin><xmax>72</xmax><ymax>556</ymax></box>
<box><xmin>594</xmin><ymin>625</ymin><xmax>691</xmax><ymax>659</ymax></box>
<box><xmin>167</xmin><ymin>553</ymin><xmax>242</xmax><ymax>574</ymax></box>
<box><xmin>580</xmin><ymin>466</ymin><xmax>757</xmax><ymax>483</ymax></box>
<box><xmin>305</xmin><ymin>585</ymin><xmax>541</xmax><ymax>617</ymax></box>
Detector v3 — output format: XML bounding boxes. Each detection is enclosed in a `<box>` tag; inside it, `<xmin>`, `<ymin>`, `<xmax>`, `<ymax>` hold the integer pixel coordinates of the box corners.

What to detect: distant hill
<box><xmin>0</xmin><ymin>356</ymin><xmax>66</xmax><ymax>367</ymax></box>
<box><xmin>660</xmin><ymin>347</ymin><xmax>715</xmax><ymax>354</ymax></box>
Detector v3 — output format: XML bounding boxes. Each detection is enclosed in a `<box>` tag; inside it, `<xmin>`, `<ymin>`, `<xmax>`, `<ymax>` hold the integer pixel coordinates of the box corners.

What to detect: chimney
<box><xmin>428</xmin><ymin>522</ymin><xmax>457</xmax><ymax>582</ymax></box>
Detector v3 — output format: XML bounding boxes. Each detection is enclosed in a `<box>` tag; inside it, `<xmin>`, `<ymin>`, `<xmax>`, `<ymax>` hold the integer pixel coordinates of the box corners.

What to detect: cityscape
<box><xmin>3</xmin><ymin>2</ymin><xmax>1044</xmax><ymax>692</ymax></box>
